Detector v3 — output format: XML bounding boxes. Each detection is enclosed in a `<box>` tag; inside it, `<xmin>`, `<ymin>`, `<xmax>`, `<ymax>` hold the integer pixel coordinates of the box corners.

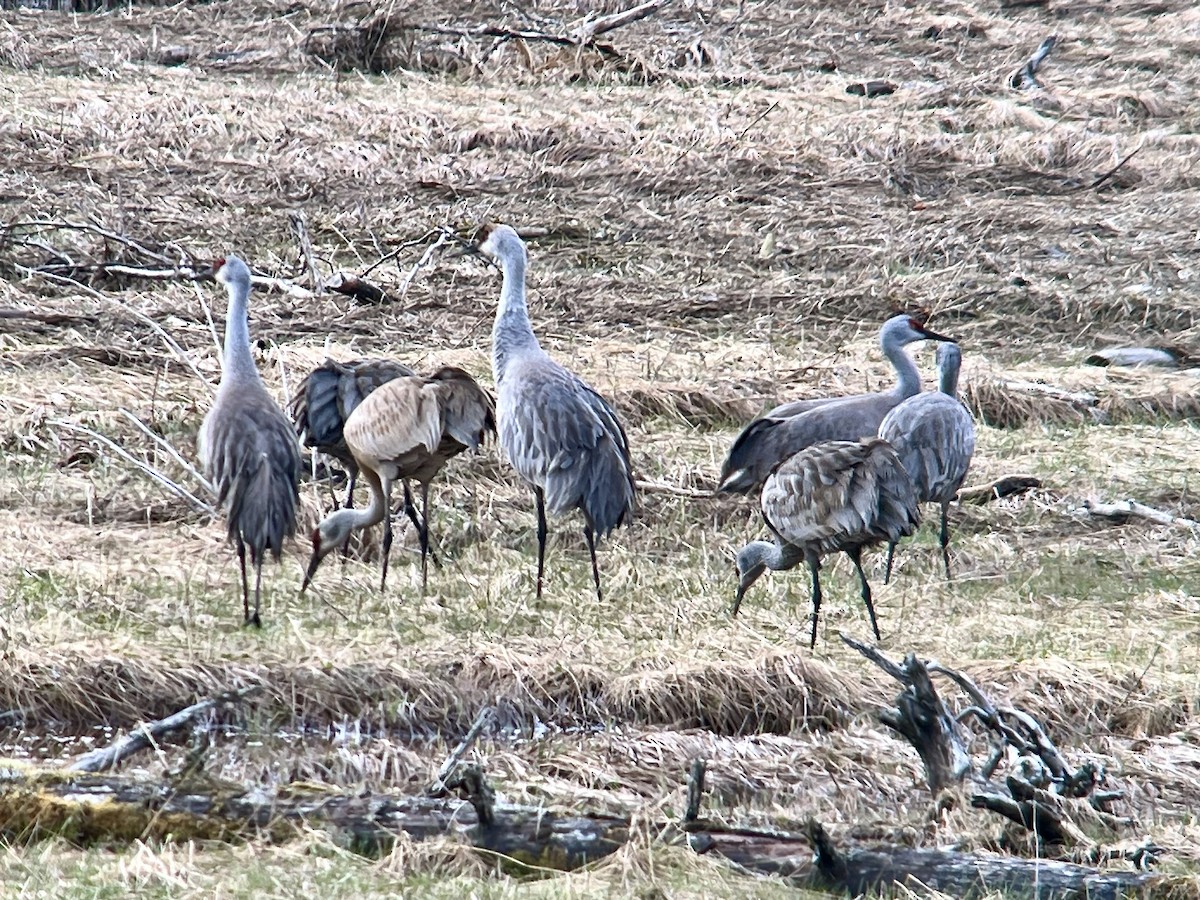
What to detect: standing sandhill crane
<box><xmin>198</xmin><ymin>255</ymin><xmax>301</xmax><ymax>628</ymax></box>
<box><xmin>301</xmin><ymin>366</ymin><xmax>494</xmax><ymax>591</ymax></box>
<box><xmin>718</xmin><ymin>315</ymin><xmax>955</xmax><ymax>494</ymax></box>
<box><xmin>469</xmin><ymin>223</ymin><xmax>635</xmax><ymax>602</ymax></box>
<box><xmin>289</xmin><ymin>357</ymin><xmax>414</xmax><ymax>509</ymax></box>
<box><xmin>878</xmin><ymin>342</ymin><xmax>976</xmax><ymax>582</ymax></box>
<box><xmin>732</xmin><ymin>437</ymin><xmax>920</xmax><ymax>647</ymax></box>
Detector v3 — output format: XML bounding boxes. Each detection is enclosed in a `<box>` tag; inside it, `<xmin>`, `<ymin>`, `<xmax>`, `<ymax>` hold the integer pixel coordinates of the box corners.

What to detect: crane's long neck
<box><xmin>491</xmin><ymin>251</ymin><xmax>541</xmax><ymax>382</ymax></box>
<box><xmin>325</xmin><ymin>469</ymin><xmax>389</xmax><ymax>537</ymax></box>
<box><xmin>882</xmin><ymin>333</ymin><xmax>922</xmax><ymax>399</ymax></box>
<box><xmin>219</xmin><ymin>278</ymin><xmax>263</xmax><ymax>388</ymax></box>
<box><xmin>938</xmin><ymin>359</ymin><xmax>961</xmax><ymax>397</ymax></box>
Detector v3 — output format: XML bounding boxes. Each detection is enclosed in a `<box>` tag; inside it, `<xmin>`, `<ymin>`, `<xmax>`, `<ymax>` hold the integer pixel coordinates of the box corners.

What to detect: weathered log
<box><xmin>0</xmin><ymin>762</ymin><xmax>1172</xmax><ymax>898</ymax></box>
<box><xmin>959</xmin><ymin>474</ymin><xmax>1042</xmax><ymax>504</ymax></box>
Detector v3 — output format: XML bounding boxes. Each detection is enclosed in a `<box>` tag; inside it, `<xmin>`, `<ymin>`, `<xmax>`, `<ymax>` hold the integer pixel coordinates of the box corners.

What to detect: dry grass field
<box><xmin>1</xmin><ymin>0</ymin><xmax>1199</xmax><ymax>895</ymax></box>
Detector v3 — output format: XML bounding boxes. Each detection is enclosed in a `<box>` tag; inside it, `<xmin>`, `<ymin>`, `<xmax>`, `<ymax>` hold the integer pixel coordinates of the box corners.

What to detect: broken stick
<box><xmin>68</xmin><ymin>686</ymin><xmax>261</xmax><ymax>773</ymax></box>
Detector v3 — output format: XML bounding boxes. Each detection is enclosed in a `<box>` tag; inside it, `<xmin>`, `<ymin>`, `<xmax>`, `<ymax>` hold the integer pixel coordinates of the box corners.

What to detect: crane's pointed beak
<box><xmin>919</xmin><ymin>324</ymin><xmax>957</xmax><ymax>344</ymax></box>
<box><xmin>300</xmin><ymin>549</ymin><xmax>323</xmax><ymax>593</ymax></box>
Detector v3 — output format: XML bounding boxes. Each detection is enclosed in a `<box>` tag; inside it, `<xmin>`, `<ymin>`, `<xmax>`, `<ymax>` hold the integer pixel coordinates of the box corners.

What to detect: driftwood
<box><xmin>1082</xmin><ymin>499</ymin><xmax>1200</xmax><ymax>530</ymax></box>
<box><xmin>840</xmin><ymin>635</ymin><xmax>1154</xmax><ymax>868</ymax></box>
<box><xmin>959</xmin><ymin>474</ymin><xmax>1043</xmax><ymax>505</ymax></box>
<box><xmin>0</xmin><ymin>760</ymin><xmax>1170</xmax><ymax>898</ymax></box>
<box><xmin>69</xmin><ymin>686</ymin><xmax>261</xmax><ymax>773</ymax></box>
<box><xmin>0</xmin><ymin>676</ymin><xmax>1177</xmax><ymax>898</ymax></box>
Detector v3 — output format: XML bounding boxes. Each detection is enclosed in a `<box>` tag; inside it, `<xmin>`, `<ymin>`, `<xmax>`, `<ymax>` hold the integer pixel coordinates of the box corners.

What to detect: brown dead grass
<box><xmin>2</xmin><ymin>0</ymin><xmax>1200</xmax><ymax>894</ymax></box>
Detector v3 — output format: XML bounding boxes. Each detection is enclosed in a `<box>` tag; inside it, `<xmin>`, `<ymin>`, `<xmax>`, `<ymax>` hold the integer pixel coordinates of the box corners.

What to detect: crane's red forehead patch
<box><xmin>474</xmin><ymin>223</ymin><xmax>496</xmax><ymax>243</ymax></box>
<box><xmin>212</xmin><ymin>256</ymin><xmax>227</xmax><ymax>271</ymax></box>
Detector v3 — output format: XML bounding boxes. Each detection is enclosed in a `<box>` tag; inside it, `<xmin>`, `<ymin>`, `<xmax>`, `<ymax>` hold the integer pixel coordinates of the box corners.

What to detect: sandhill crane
<box><xmin>289</xmin><ymin>357</ymin><xmax>414</xmax><ymax>509</ymax></box>
<box><xmin>469</xmin><ymin>223</ymin><xmax>635</xmax><ymax>602</ymax></box>
<box><xmin>878</xmin><ymin>342</ymin><xmax>976</xmax><ymax>582</ymax></box>
<box><xmin>301</xmin><ymin>366</ymin><xmax>494</xmax><ymax>591</ymax></box>
<box><xmin>732</xmin><ymin>437</ymin><xmax>920</xmax><ymax>647</ymax></box>
<box><xmin>719</xmin><ymin>315</ymin><xmax>955</xmax><ymax>494</ymax></box>
<box><xmin>289</xmin><ymin>357</ymin><xmax>435</xmax><ymax>547</ymax></box>
<box><xmin>197</xmin><ymin>255</ymin><xmax>301</xmax><ymax>628</ymax></box>
<box><xmin>762</xmin><ymin>316</ymin><xmax>948</xmax><ymax>419</ymax></box>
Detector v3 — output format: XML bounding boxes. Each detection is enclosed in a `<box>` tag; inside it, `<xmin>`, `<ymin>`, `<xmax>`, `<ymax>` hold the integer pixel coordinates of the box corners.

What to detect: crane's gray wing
<box><xmin>763</xmin><ymin>395</ymin><xmax>844</xmax><ymax>419</ymax></box>
<box><xmin>204</xmin><ymin>398</ymin><xmax>301</xmax><ymax>562</ymax></box>
<box><xmin>340</xmin><ymin>358</ymin><xmax>415</xmax><ymax>421</ymax></box>
<box><xmin>343</xmin><ymin>377</ymin><xmax>442</xmax><ymax>472</ymax></box>
<box><xmin>500</xmin><ymin>362</ymin><xmax>634</xmax><ymax>533</ymax></box>
<box><xmin>288</xmin><ymin>358</ymin><xmax>413</xmax><ymax>455</ymax></box>
<box><xmin>879</xmin><ymin>394</ymin><xmax>976</xmax><ymax>503</ymax></box>
<box><xmin>289</xmin><ymin>363</ymin><xmax>344</xmax><ymax>450</ymax></box>
<box><xmin>430</xmin><ymin>367</ymin><xmax>496</xmax><ymax>451</ymax></box>
<box><xmin>718</xmin><ymin>416</ymin><xmax>788</xmax><ymax>494</ymax></box>
<box><xmin>721</xmin><ymin>394</ymin><xmax>901</xmax><ymax>495</ymax></box>
<box><xmin>762</xmin><ymin>438</ymin><xmax>918</xmax><ymax>554</ymax></box>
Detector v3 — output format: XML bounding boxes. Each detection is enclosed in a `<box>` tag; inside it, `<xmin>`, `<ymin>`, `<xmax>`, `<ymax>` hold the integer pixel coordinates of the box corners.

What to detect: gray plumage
<box><xmin>878</xmin><ymin>342</ymin><xmax>976</xmax><ymax>582</ymax></box>
<box><xmin>733</xmin><ymin>437</ymin><xmax>920</xmax><ymax>647</ymax></box>
<box><xmin>302</xmin><ymin>366</ymin><xmax>495</xmax><ymax>591</ymax></box>
<box><xmin>474</xmin><ymin>223</ymin><xmax>635</xmax><ymax>601</ymax></box>
<box><xmin>719</xmin><ymin>315</ymin><xmax>955</xmax><ymax>494</ymax></box>
<box><xmin>289</xmin><ymin>357</ymin><xmax>415</xmax><ymax>503</ymax></box>
<box><xmin>197</xmin><ymin>255</ymin><xmax>301</xmax><ymax>627</ymax></box>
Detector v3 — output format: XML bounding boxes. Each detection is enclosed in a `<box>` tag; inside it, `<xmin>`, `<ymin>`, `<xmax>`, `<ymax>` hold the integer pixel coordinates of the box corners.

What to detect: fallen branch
<box><xmin>305</xmin><ymin>0</ymin><xmax>671</xmax><ymax>73</ymax></box>
<box><xmin>1081</xmin><ymin>499</ymin><xmax>1200</xmax><ymax>530</ymax></box>
<box><xmin>0</xmin><ymin>761</ymin><xmax>1170</xmax><ymax>897</ymax></box>
<box><xmin>0</xmin><ymin>308</ymin><xmax>97</xmax><ymax>327</ymax></box>
<box><xmin>16</xmin><ymin>266</ymin><xmax>214</xmax><ymax>396</ymax></box>
<box><xmin>843</xmin><ymin>637</ymin><xmax>1143</xmax><ymax>858</ymax></box>
<box><xmin>289</xmin><ymin>210</ymin><xmax>322</xmax><ymax>293</ymax></box>
<box><xmin>958</xmin><ymin>474</ymin><xmax>1042</xmax><ymax>505</ymax></box>
<box><xmin>1001</xmin><ymin>379</ymin><xmax>1097</xmax><ymax>408</ymax></box>
<box><xmin>68</xmin><ymin>686</ymin><xmax>261</xmax><ymax>773</ymax></box>
<box><xmin>1089</xmin><ymin>145</ymin><xmax>1143</xmax><ymax>191</ymax></box>
<box><xmin>635</xmin><ymin>478</ymin><xmax>714</xmax><ymax>499</ymax></box>
<box><xmin>326</xmin><ymin>273</ymin><xmax>390</xmax><ymax>304</ymax></box>
<box><xmin>53</xmin><ymin>421</ymin><xmax>217</xmax><ymax>517</ymax></box>
<box><xmin>427</xmin><ymin>707</ymin><xmax>494</xmax><ymax>796</ymax></box>
<box><xmin>117</xmin><ymin>408</ymin><xmax>215</xmax><ymax>496</ymax></box>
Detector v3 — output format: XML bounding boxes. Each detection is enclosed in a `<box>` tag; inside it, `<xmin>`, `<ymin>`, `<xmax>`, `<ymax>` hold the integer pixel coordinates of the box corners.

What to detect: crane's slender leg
<box><xmin>419</xmin><ymin>482</ymin><xmax>431</xmax><ymax>590</ymax></box>
<box><xmin>249</xmin><ymin>556</ymin><xmax>264</xmax><ymax>629</ymax></box>
<box><xmin>807</xmin><ymin>554</ymin><xmax>822</xmax><ymax>649</ymax></box>
<box><xmin>401</xmin><ymin>480</ymin><xmax>441</xmax><ymax>571</ymax></box>
<box><xmin>339</xmin><ymin>469</ymin><xmax>359</xmax><ymax>562</ymax></box>
<box><xmin>583</xmin><ymin>524</ymin><xmax>602</xmax><ymax>602</ymax></box>
<box><xmin>380</xmin><ymin>478</ymin><xmax>394</xmax><ymax>592</ymax></box>
<box><xmin>236</xmin><ymin>538</ymin><xmax>250</xmax><ymax>625</ymax></box>
<box><xmin>883</xmin><ymin>541</ymin><xmax>898</xmax><ymax>585</ymax></box>
<box><xmin>940</xmin><ymin>501</ymin><xmax>953</xmax><ymax>580</ymax></box>
<box><xmin>534</xmin><ymin>487</ymin><xmax>548</xmax><ymax>601</ymax></box>
<box><xmin>847</xmin><ymin>547</ymin><xmax>881</xmax><ymax>641</ymax></box>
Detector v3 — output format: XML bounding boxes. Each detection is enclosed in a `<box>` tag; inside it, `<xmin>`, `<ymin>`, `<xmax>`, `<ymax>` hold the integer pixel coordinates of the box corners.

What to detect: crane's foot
<box><xmin>244</xmin><ymin>612</ymin><xmax>263</xmax><ymax>629</ymax></box>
